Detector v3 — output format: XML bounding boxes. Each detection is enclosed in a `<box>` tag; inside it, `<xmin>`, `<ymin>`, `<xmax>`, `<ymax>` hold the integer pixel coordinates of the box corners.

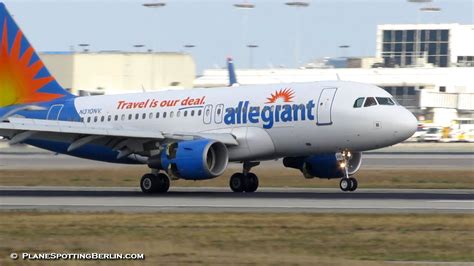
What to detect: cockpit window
<box><xmin>353</xmin><ymin>97</ymin><xmax>365</xmax><ymax>108</ymax></box>
<box><xmin>376</xmin><ymin>97</ymin><xmax>395</xmax><ymax>105</ymax></box>
<box><xmin>364</xmin><ymin>97</ymin><xmax>377</xmax><ymax>107</ymax></box>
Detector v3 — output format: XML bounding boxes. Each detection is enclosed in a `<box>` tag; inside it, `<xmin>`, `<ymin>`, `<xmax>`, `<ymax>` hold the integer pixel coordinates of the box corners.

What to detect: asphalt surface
<box><xmin>1</xmin><ymin>187</ymin><xmax>472</xmax><ymax>213</ymax></box>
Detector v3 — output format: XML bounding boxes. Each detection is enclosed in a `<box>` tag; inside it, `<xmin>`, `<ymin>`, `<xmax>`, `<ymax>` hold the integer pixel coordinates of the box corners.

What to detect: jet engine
<box><xmin>148</xmin><ymin>139</ymin><xmax>229</xmax><ymax>180</ymax></box>
<box><xmin>283</xmin><ymin>152</ymin><xmax>362</xmax><ymax>179</ymax></box>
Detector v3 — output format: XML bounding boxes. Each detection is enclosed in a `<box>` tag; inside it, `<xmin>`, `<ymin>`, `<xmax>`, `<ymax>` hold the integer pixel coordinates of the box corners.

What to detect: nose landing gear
<box><xmin>339</xmin><ymin>150</ymin><xmax>358</xmax><ymax>192</ymax></box>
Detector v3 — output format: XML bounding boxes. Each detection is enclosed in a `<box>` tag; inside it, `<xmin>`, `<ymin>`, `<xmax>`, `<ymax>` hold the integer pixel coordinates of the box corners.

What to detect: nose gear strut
<box><xmin>338</xmin><ymin>150</ymin><xmax>358</xmax><ymax>192</ymax></box>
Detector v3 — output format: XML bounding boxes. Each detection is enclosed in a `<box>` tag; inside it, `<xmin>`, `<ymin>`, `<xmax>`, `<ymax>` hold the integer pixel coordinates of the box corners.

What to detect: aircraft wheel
<box><xmin>141</xmin><ymin>174</ymin><xmax>158</xmax><ymax>194</ymax></box>
<box><xmin>244</xmin><ymin>173</ymin><xmax>259</xmax><ymax>193</ymax></box>
<box><xmin>230</xmin><ymin>173</ymin><xmax>245</xmax><ymax>192</ymax></box>
<box><xmin>156</xmin><ymin>173</ymin><xmax>170</xmax><ymax>193</ymax></box>
<box><xmin>339</xmin><ymin>178</ymin><xmax>351</xmax><ymax>192</ymax></box>
<box><xmin>349</xmin><ymin>177</ymin><xmax>358</xmax><ymax>191</ymax></box>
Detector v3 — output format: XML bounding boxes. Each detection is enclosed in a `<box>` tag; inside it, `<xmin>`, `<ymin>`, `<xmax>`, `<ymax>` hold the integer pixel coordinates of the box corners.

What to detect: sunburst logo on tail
<box><xmin>0</xmin><ymin>18</ymin><xmax>63</xmax><ymax>108</ymax></box>
<box><xmin>266</xmin><ymin>88</ymin><xmax>295</xmax><ymax>104</ymax></box>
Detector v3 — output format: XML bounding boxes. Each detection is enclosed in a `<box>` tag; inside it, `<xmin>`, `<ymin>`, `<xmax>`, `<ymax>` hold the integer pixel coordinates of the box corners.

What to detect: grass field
<box><xmin>0</xmin><ymin>212</ymin><xmax>473</xmax><ymax>265</ymax></box>
<box><xmin>1</xmin><ymin>168</ymin><xmax>473</xmax><ymax>189</ymax></box>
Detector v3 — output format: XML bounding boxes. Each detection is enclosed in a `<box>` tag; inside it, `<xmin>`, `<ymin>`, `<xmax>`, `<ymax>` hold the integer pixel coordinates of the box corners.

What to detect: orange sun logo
<box><xmin>265</xmin><ymin>88</ymin><xmax>295</xmax><ymax>104</ymax></box>
<box><xmin>0</xmin><ymin>18</ymin><xmax>63</xmax><ymax>108</ymax></box>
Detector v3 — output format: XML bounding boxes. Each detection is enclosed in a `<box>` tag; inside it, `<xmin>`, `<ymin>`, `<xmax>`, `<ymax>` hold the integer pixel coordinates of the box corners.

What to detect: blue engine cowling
<box><xmin>148</xmin><ymin>139</ymin><xmax>229</xmax><ymax>180</ymax></box>
<box><xmin>283</xmin><ymin>152</ymin><xmax>362</xmax><ymax>179</ymax></box>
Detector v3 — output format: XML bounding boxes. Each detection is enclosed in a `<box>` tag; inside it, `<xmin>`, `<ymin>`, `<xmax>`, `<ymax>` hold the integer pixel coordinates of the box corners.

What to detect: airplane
<box><xmin>0</xmin><ymin>3</ymin><xmax>417</xmax><ymax>193</ymax></box>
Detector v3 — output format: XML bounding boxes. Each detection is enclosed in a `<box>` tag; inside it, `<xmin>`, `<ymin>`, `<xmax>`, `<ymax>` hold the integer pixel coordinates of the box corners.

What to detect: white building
<box><xmin>376</xmin><ymin>24</ymin><xmax>474</xmax><ymax>67</ymax></box>
<box><xmin>41</xmin><ymin>52</ymin><xmax>196</xmax><ymax>95</ymax></box>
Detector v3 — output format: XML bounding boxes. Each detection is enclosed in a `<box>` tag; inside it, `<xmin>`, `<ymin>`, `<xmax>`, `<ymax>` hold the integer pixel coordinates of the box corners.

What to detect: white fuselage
<box><xmin>73</xmin><ymin>81</ymin><xmax>417</xmax><ymax>162</ymax></box>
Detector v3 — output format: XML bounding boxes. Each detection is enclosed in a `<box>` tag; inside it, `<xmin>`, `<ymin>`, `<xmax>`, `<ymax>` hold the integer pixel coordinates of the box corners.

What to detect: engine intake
<box><xmin>283</xmin><ymin>152</ymin><xmax>362</xmax><ymax>179</ymax></box>
<box><xmin>148</xmin><ymin>139</ymin><xmax>229</xmax><ymax>180</ymax></box>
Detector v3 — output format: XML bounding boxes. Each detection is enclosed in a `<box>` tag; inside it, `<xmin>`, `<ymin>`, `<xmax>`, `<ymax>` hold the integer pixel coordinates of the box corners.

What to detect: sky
<box><xmin>2</xmin><ymin>0</ymin><xmax>473</xmax><ymax>73</ymax></box>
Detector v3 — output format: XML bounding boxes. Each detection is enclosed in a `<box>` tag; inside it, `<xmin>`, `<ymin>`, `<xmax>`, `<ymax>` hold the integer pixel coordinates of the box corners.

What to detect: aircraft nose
<box><xmin>396</xmin><ymin>109</ymin><xmax>418</xmax><ymax>141</ymax></box>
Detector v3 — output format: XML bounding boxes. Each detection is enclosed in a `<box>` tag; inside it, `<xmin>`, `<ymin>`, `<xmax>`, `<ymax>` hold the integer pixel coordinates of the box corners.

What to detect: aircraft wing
<box><xmin>0</xmin><ymin>117</ymin><xmax>238</xmax><ymax>158</ymax></box>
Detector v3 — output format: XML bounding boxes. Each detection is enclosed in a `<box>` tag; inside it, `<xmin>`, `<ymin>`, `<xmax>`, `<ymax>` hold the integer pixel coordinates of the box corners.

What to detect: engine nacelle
<box><xmin>148</xmin><ymin>139</ymin><xmax>229</xmax><ymax>180</ymax></box>
<box><xmin>283</xmin><ymin>152</ymin><xmax>362</xmax><ymax>179</ymax></box>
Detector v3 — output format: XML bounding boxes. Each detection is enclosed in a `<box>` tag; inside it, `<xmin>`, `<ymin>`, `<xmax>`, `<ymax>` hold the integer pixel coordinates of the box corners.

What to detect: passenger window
<box><xmin>94</xmin><ymin>116</ymin><xmax>98</xmax><ymax>122</ymax></box>
<box><xmin>128</xmin><ymin>114</ymin><xmax>132</xmax><ymax>120</ymax></box>
<box><xmin>177</xmin><ymin>111</ymin><xmax>181</xmax><ymax>117</ymax></box>
<box><xmin>170</xmin><ymin>111</ymin><xmax>174</xmax><ymax>118</ymax></box>
<box><xmin>107</xmin><ymin>115</ymin><xmax>111</xmax><ymax>122</ymax></box>
<box><xmin>142</xmin><ymin>113</ymin><xmax>146</xmax><ymax>119</ymax></box>
<box><xmin>198</xmin><ymin>110</ymin><xmax>202</xmax><ymax>116</ymax></box>
<box><xmin>114</xmin><ymin>115</ymin><xmax>118</xmax><ymax>121</ymax></box>
<box><xmin>191</xmin><ymin>110</ymin><xmax>195</xmax><ymax>116</ymax></box>
<box><xmin>163</xmin><ymin>112</ymin><xmax>167</xmax><ymax>118</ymax></box>
<box><xmin>184</xmin><ymin>110</ymin><xmax>188</xmax><ymax>117</ymax></box>
<box><xmin>121</xmin><ymin>114</ymin><xmax>125</xmax><ymax>121</ymax></box>
<box><xmin>149</xmin><ymin>113</ymin><xmax>153</xmax><ymax>119</ymax></box>
<box><xmin>87</xmin><ymin>117</ymin><xmax>91</xmax><ymax>123</ymax></box>
<box><xmin>376</xmin><ymin>97</ymin><xmax>395</xmax><ymax>105</ymax></box>
<box><xmin>156</xmin><ymin>112</ymin><xmax>160</xmax><ymax>119</ymax></box>
<box><xmin>80</xmin><ymin>117</ymin><xmax>84</xmax><ymax>123</ymax></box>
<box><xmin>364</xmin><ymin>97</ymin><xmax>377</xmax><ymax>107</ymax></box>
<box><xmin>353</xmin><ymin>97</ymin><xmax>365</xmax><ymax>108</ymax></box>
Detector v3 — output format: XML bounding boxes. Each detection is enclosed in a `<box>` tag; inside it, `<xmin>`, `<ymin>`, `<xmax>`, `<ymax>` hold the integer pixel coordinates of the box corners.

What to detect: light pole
<box><xmin>407</xmin><ymin>0</ymin><xmax>432</xmax><ymax>66</ymax></box>
<box><xmin>183</xmin><ymin>44</ymin><xmax>196</xmax><ymax>53</ymax></box>
<box><xmin>247</xmin><ymin>44</ymin><xmax>258</xmax><ymax>68</ymax></box>
<box><xmin>234</xmin><ymin>2</ymin><xmax>255</xmax><ymax>67</ymax></box>
<box><xmin>338</xmin><ymin>45</ymin><xmax>350</xmax><ymax>58</ymax></box>
<box><xmin>133</xmin><ymin>44</ymin><xmax>145</xmax><ymax>52</ymax></box>
<box><xmin>285</xmin><ymin>1</ymin><xmax>310</xmax><ymax>68</ymax></box>
<box><xmin>142</xmin><ymin>2</ymin><xmax>166</xmax><ymax>52</ymax></box>
<box><xmin>142</xmin><ymin>2</ymin><xmax>166</xmax><ymax>90</ymax></box>
<box><xmin>78</xmin><ymin>43</ymin><xmax>90</xmax><ymax>53</ymax></box>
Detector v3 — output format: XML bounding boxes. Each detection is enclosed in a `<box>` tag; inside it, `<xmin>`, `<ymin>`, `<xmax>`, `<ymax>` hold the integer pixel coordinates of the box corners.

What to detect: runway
<box><xmin>1</xmin><ymin>187</ymin><xmax>473</xmax><ymax>213</ymax></box>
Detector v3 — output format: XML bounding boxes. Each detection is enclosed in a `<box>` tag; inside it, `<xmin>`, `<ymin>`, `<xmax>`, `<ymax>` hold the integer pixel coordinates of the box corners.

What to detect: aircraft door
<box><xmin>316</xmin><ymin>88</ymin><xmax>337</xmax><ymax>126</ymax></box>
<box><xmin>203</xmin><ymin>104</ymin><xmax>213</xmax><ymax>124</ymax></box>
<box><xmin>46</xmin><ymin>104</ymin><xmax>64</xmax><ymax>120</ymax></box>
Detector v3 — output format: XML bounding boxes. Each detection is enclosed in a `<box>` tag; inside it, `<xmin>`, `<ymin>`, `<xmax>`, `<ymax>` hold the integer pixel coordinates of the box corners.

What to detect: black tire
<box><xmin>156</xmin><ymin>173</ymin><xmax>170</xmax><ymax>193</ymax></box>
<box><xmin>244</xmin><ymin>173</ymin><xmax>259</xmax><ymax>193</ymax></box>
<box><xmin>349</xmin><ymin>177</ymin><xmax>358</xmax><ymax>191</ymax></box>
<box><xmin>339</xmin><ymin>178</ymin><xmax>350</xmax><ymax>192</ymax></box>
<box><xmin>140</xmin><ymin>174</ymin><xmax>158</xmax><ymax>194</ymax></box>
<box><xmin>230</xmin><ymin>173</ymin><xmax>245</xmax><ymax>192</ymax></box>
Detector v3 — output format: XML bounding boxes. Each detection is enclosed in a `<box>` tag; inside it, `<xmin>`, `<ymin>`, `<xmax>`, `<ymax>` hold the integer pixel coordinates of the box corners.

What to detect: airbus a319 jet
<box><xmin>0</xmin><ymin>3</ymin><xmax>417</xmax><ymax>193</ymax></box>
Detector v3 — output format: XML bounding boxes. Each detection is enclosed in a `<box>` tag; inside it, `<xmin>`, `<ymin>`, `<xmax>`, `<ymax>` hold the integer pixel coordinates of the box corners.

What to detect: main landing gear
<box><xmin>140</xmin><ymin>172</ymin><xmax>170</xmax><ymax>194</ymax></box>
<box><xmin>339</xmin><ymin>150</ymin><xmax>358</xmax><ymax>192</ymax></box>
<box><xmin>229</xmin><ymin>162</ymin><xmax>260</xmax><ymax>193</ymax></box>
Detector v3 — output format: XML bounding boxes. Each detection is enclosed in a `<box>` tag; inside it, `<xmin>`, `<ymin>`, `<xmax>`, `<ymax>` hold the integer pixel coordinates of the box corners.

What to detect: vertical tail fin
<box><xmin>227</xmin><ymin>57</ymin><xmax>239</xmax><ymax>87</ymax></box>
<box><xmin>0</xmin><ymin>3</ymin><xmax>72</xmax><ymax>108</ymax></box>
